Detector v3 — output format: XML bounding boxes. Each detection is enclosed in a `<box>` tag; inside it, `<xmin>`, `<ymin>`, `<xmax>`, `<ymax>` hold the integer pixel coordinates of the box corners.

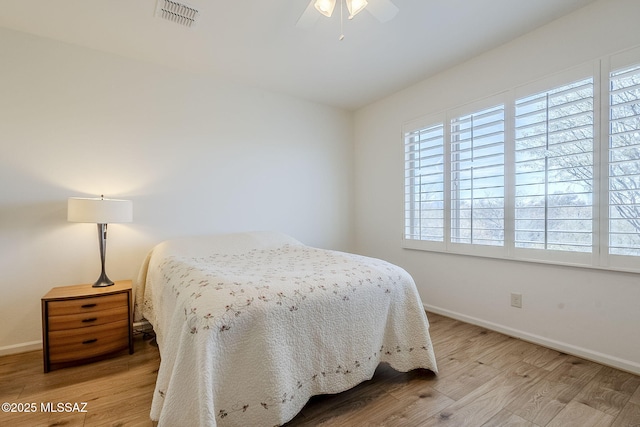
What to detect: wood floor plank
<box><xmin>544</xmin><ymin>356</ymin><xmax>603</xmax><ymax>389</ymax></box>
<box><xmin>421</xmin><ymin>381</ymin><xmax>518</xmax><ymax>426</ymax></box>
<box><xmin>596</xmin><ymin>366</ymin><xmax>640</xmax><ymax>395</ymax></box>
<box><xmin>631</xmin><ymin>385</ymin><xmax>640</xmax><ymax>405</ymax></box>
<box><xmin>0</xmin><ymin>383</ymin><xmax>24</xmax><ymax>402</ymax></box>
<box><xmin>420</xmin><ymin>361</ymin><xmax>542</xmax><ymax>426</ymax></box>
<box><xmin>481</xmin><ymin>409</ymin><xmax>537</xmax><ymax>427</ymax></box>
<box><xmin>433</xmin><ymin>335</ymin><xmax>515</xmax><ymax>384</ymax></box>
<box><xmin>430</xmin><ymin>329</ymin><xmax>481</xmax><ymax>360</ymax></box>
<box><xmin>546</xmin><ymin>400</ymin><xmax>615</xmax><ymax>427</ymax></box>
<box><xmin>506</xmin><ymin>355</ymin><xmax>605</xmax><ymax>425</ymax></box>
<box><xmin>0</xmin><ymin>410</ymin><xmax>54</xmax><ymax>427</ymax></box>
<box><xmin>46</xmin><ymin>412</ymin><xmax>86</xmax><ymax>427</ymax></box>
<box><xmin>520</xmin><ymin>344</ymin><xmax>568</xmax><ymax>371</ymax></box>
<box><xmin>381</xmin><ymin>386</ymin><xmax>455</xmax><ymax>426</ymax></box>
<box><xmin>431</xmin><ymin>360</ymin><xmax>502</xmax><ymax>400</ymax></box>
<box><xmin>576</xmin><ymin>367</ymin><xmax>637</xmax><ymax>417</ymax></box>
<box><xmin>84</xmin><ymin>390</ymin><xmax>156</xmax><ymax>426</ymax></box>
<box><xmin>478</xmin><ymin>339</ymin><xmax>552</xmax><ymax>371</ymax></box>
<box><xmin>611</xmin><ymin>402</ymin><xmax>640</xmax><ymax>427</ymax></box>
<box><xmin>435</xmin><ymin>332</ymin><xmax>512</xmax><ymax>378</ymax></box>
<box><xmin>506</xmin><ymin>378</ymin><xmax>574</xmax><ymax>425</ymax></box>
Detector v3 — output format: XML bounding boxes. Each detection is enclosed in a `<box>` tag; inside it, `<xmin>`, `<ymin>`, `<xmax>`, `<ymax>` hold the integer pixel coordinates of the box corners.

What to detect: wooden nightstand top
<box><xmin>42</xmin><ymin>280</ymin><xmax>132</xmax><ymax>301</ymax></box>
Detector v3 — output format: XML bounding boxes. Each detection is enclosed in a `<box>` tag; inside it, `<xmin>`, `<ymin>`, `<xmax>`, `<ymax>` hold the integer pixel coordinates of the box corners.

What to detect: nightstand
<box><xmin>41</xmin><ymin>280</ymin><xmax>134</xmax><ymax>372</ymax></box>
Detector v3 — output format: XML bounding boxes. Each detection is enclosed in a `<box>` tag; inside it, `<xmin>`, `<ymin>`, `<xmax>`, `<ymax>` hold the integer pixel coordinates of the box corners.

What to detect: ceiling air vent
<box><xmin>155</xmin><ymin>0</ymin><xmax>199</xmax><ymax>28</ymax></box>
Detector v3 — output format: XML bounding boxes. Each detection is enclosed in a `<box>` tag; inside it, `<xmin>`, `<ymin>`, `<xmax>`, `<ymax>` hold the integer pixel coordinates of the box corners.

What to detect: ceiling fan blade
<box><xmin>366</xmin><ymin>0</ymin><xmax>399</xmax><ymax>22</ymax></box>
<box><xmin>296</xmin><ymin>0</ymin><xmax>321</xmax><ymax>29</ymax></box>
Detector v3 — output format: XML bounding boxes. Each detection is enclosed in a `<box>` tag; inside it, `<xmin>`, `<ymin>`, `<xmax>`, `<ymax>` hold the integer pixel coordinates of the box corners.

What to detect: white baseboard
<box><xmin>424</xmin><ymin>304</ymin><xmax>640</xmax><ymax>376</ymax></box>
<box><xmin>0</xmin><ymin>341</ymin><xmax>41</xmax><ymax>357</ymax></box>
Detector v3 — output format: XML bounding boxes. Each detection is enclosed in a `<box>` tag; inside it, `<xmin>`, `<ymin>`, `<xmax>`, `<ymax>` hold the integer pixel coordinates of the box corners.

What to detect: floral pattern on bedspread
<box><xmin>160</xmin><ymin>245</ymin><xmax>404</xmax><ymax>335</ymax></box>
<box><xmin>146</xmin><ymin>243</ymin><xmax>437</xmax><ymax>427</ymax></box>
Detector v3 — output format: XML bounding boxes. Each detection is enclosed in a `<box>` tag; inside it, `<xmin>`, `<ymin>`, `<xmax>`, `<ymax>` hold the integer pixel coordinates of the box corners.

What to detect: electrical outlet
<box><xmin>511</xmin><ymin>293</ymin><xmax>522</xmax><ymax>308</ymax></box>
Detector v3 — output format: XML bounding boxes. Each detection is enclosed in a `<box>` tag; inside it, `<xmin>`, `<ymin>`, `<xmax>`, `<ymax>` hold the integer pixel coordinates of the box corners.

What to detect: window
<box><xmin>403</xmin><ymin>48</ymin><xmax>640</xmax><ymax>272</ymax></box>
<box><xmin>514</xmin><ymin>78</ymin><xmax>594</xmax><ymax>253</ymax></box>
<box><xmin>450</xmin><ymin>105</ymin><xmax>505</xmax><ymax>246</ymax></box>
<box><xmin>609</xmin><ymin>63</ymin><xmax>640</xmax><ymax>257</ymax></box>
<box><xmin>404</xmin><ymin>122</ymin><xmax>444</xmax><ymax>242</ymax></box>
<box><xmin>404</xmin><ymin>96</ymin><xmax>506</xmax><ymax>257</ymax></box>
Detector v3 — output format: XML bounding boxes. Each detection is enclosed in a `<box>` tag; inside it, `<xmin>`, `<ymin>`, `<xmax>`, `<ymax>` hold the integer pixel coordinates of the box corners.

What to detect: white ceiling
<box><xmin>0</xmin><ymin>0</ymin><xmax>598</xmax><ymax>110</ymax></box>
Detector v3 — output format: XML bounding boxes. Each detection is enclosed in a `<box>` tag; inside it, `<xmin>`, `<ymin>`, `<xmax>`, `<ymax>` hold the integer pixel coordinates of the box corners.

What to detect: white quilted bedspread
<box><xmin>136</xmin><ymin>232</ymin><xmax>437</xmax><ymax>427</ymax></box>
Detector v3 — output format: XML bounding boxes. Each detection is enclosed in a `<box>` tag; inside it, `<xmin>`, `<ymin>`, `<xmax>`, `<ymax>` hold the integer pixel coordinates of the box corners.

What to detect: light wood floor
<box><xmin>1</xmin><ymin>313</ymin><xmax>639</xmax><ymax>426</ymax></box>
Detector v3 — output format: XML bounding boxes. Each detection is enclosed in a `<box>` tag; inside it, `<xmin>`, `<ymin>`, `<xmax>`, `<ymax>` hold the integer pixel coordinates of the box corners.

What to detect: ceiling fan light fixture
<box><xmin>314</xmin><ymin>0</ymin><xmax>337</xmax><ymax>17</ymax></box>
<box><xmin>346</xmin><ymin>0</ymin><xmax>368</xmax><ymax>19</ymax></box>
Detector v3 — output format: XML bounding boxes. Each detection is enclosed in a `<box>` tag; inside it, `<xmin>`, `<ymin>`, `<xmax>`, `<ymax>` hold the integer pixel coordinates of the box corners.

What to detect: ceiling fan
<box><xmin>296</xmin><ymin>0</ymin><xmax>399</xmax><ymax>39</ymax></box>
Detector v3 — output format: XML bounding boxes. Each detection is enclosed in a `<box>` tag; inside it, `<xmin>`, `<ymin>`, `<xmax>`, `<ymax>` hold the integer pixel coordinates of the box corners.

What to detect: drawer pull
<box><xmin>81</xmin><ymin>318</ymin><xmax>98</xmax><ymax>323</ymax></box>
<box><xmin>82</xmin><ymin>339</ymin><xmax>98</xmax><ymax>345</ymax></box>
<box><xmin>81</xmin><ymin>303</ymin><xmax>97</xmax><ymax>308</ymax></box>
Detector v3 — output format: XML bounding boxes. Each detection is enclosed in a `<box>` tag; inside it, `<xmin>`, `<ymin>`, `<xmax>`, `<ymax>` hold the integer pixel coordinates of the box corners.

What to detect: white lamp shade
<box><xmin>68</xmin><ymin>197</ymin><xmax>133</xmax><ymax>224</ymax></box>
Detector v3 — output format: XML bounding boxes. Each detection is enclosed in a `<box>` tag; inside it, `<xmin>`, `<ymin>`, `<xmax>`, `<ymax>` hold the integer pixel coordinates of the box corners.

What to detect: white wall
<box><xmin>0</xmin><ymin>28</ymin><xmax>353</xmax><ymax>353</ymax></box>
<box><xmin>354</xmin><ymin>0</ymin><xmax>640</xmax><ymax>374</ymax></box>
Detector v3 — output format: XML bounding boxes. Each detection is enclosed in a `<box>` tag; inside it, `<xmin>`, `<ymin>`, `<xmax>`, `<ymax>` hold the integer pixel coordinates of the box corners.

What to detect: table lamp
<box><xmin>67</xmin><ymin>195</ymin><xmax>133</xmax><ymax>287</ymax></box>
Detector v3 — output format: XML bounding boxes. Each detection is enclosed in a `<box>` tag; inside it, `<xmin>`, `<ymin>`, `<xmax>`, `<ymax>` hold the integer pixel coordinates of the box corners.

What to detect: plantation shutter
<box><xmin>609</xmin><ymin>64</ymin><xmax>640</xmax><ymax>257</ymax></box>
<box><xmin>404</xmin><ymin>123</ymin><xmax>445</xmax><ymax>242</ymax></box>
<box><xmin>514</xmin><ymin>78</ymin><xmax>594</xmax><ymax>253</ymax></box>
<box><xmin>450</xmin><ymin>105</ymin><xmax>505</xmax><ymax>246</ymax></box>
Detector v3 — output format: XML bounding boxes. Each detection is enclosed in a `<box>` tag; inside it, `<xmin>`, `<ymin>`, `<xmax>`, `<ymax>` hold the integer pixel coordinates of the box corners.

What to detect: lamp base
<box><xmin>93</xmin><ymin>223</ymin><xmax>115</xmax><ymax>287</ymax></box>
<box><xmin>93</xmin><ymin>280</ymin><xmax>115</xmax><ymax>287</ymax></box>
<box><xmin>92</xmin><ymin>272</ymin><xmax>115</xmax><ymax>287</ymax></box>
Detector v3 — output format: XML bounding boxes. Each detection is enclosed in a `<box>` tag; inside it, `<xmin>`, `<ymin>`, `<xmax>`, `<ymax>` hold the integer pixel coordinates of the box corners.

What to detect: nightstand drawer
<box><xmin>47</xmin><ymin>305</ymin><xmax>129</xmax><ymax>331</ymax></box>
<box><xmin>47</xmin><ymin>293</ymin><xmax>128</xmax><ymax>316</ymax></box>
<box><xmin>48</xmin><ymin>319</ymin><xmax>130</xmax><ymax>363</ymax></box>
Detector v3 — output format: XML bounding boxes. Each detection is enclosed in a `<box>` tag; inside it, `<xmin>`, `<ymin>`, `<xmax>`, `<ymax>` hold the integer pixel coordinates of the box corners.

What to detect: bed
<box><xmin>134</xmin><ymin>231</ymin><xmax>437</xmax><ymax>427</ymax></box>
